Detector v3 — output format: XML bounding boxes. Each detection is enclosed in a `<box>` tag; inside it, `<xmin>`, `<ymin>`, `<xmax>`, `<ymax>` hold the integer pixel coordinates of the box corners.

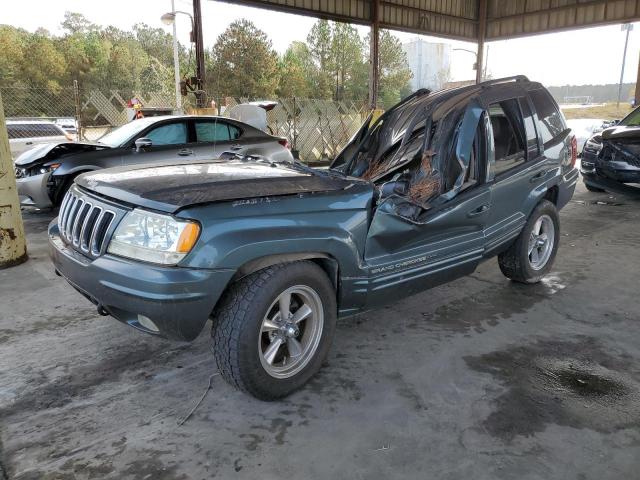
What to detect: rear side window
<box><xmin>530</xmin><ymin>89</ymin><xmax>566</xmax><ymax>145</ymax></box>
<box><xmin>519</xmin><ymin>98</ymin><xmax>539</xmax><ymax>159</ymax></box>
<box><xmin>195</xmin><ymin>121</ymin><xmax>241</xmax><ymax>142</ymax></box>
<box><xmin>488</xmin><ymin>99</ymin><xmax>526</xmax><ymax>176</ymax></box>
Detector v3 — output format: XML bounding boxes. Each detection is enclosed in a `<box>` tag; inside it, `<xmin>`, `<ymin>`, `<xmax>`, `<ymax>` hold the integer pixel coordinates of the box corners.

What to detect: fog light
<box><xmin>137</xmin><ymin>314</ymin><xmax>159</xmax><ymax>332</ymax></box>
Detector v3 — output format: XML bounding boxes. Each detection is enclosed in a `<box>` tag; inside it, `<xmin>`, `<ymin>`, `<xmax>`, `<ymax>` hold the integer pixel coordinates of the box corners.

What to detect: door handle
<box><xmin>467</xmin><ymin>204</ymin><xmax>489</xmax><ymax>217</ymax></box>
<box><xmin>178</xmin><ymin>149</ymin><xmax>193</xmax><ymax>156</ymax></box>
<box><xmin>25</xmin><ymin>141</ymin><xmax>33</xmax><ymax>145</ymax></box>
<box><xmin>230</xmin><ymin>144</ymin><xmax>242</xmax><ymax>150</ymax></box>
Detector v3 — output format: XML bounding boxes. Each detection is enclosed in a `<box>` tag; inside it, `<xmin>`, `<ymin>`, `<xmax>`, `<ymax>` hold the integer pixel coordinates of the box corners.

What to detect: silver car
<box><xmin>14</xmin><ymin>115</ymin><xmax>293</xmax><ymax>208</ymax></box>
<box><xmin>8</xmin><ymin>120</ymin><xmax>72</xmax><ymax>159</ymax></box>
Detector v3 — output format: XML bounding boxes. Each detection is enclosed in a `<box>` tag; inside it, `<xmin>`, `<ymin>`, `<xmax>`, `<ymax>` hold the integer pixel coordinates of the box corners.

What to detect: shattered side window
<box><xmin>489</xmin><ymin>100</ymin><xmax>526</xmax><ymax>176</ymax></box>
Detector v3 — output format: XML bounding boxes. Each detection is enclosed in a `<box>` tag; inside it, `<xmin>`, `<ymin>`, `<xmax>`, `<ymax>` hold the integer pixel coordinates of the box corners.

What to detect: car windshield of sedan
<box><xmin>619</xmin><ymin>107</ymin><xmax>640</xmax><ymax>127</ymax></box>
<box><xmin>97</xmin><ymin>118</ymin><xmax>160</xmax><ymax>147</ymax></box>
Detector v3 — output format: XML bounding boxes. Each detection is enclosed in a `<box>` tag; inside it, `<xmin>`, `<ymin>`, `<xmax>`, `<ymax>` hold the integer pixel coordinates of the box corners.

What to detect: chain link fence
<box><xmin>1</xmin><ymin>85</ymin><xmax>369</xmax><ymax>163</ymax></box>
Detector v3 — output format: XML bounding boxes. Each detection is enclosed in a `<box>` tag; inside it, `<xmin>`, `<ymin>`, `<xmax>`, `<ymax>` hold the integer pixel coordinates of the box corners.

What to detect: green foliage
<box><xmin>376</xmin><ymin>30</ymin><xmax>413</xmax><ymax>108</ymax></box>
<box><xmin>0</xmin><ymin>13</ymin><xmax>413</xmax><ymax>107</ymax></box>
<box><xmin>0</xmin><ymin>12</ymin><xmax>184</xmax><ymax>98</ymax></box>
<box><xmin>209</xmin><ymin>19</ymin><xmax>279</xmax><ymax>98</ymax></box>
<box><xmin>277</xmin><ymin>42</ymin><xmax>313</xmax><ymax>97</ymax></box>
<box><xmin>283</xmin><ymin>20</ymin><xmax>412</xmax><ymax>106</ymax></box>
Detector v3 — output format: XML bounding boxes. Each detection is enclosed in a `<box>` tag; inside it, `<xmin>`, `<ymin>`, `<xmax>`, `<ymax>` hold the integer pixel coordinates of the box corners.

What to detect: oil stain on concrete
<box><xmin>464</xmin><ymin>337</ymin><xmax>640</xmax><ymax>441</ymax></box>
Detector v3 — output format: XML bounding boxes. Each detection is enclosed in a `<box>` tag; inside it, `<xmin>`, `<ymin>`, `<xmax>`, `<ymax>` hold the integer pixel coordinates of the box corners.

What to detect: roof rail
<box><xmin>479</xmin><ymin>75</ymin><xmax>529</xmax><ymax>87</ymax></box>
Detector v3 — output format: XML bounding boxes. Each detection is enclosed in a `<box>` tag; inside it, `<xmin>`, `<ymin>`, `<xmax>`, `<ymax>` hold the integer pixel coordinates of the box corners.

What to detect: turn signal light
<box><xmin>176</xmin><ymin>222</ymin><xmax>201</xmax><ymax>253</ymax></box>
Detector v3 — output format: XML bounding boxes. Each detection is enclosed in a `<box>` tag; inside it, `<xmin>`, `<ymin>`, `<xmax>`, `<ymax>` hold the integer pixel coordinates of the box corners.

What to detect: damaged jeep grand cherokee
<box><xmin>49</xmin><ymin>76</ymin><xmax>578</xmax><ymax>400</ymax></box>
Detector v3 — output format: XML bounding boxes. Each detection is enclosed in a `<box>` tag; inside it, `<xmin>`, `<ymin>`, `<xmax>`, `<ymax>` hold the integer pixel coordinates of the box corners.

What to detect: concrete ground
<box><xmin>1</xmin><ymin>182</ymin><xmax>640</xmax><ymax>480</ymax></box>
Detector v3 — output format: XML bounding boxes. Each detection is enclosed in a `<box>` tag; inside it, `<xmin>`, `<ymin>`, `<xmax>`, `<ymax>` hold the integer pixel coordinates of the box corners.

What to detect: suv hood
<box><xmin>76</xmin><ymin>160</ymin><xmax>363</xmax><ymax>213</ymax></box>
<box><xmin>14</xmin><ymin>141</ymin><xmax>109</xmax><ymax>167</ymax></box>
<box><xmin>601</xmin><ymin>125</ymin><xmax>640</xmax><ymax>141</ymax></box>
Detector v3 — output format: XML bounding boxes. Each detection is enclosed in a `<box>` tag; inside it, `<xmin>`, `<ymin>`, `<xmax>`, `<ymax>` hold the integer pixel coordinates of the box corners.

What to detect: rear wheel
<box><xmin>498</xmin><ymin>200</ymin><xmax>560</xmax><ymax>284</ymax></box>
<box><xmin>211</xmin><ymin>261</ymin><xmax>336</xmax><ymax>400</ymax></box>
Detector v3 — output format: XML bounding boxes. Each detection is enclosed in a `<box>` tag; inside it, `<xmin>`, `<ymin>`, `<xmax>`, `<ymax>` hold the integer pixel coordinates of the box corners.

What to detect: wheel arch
<box><xmin>231</xmin><ymin>252</ymin><xmax>339</xmax><ymax>293</ymax></box>
<box><xmin>543</xmin><ymin>184</ymin><xmax>559</xmax><ymax>206</ymax></box>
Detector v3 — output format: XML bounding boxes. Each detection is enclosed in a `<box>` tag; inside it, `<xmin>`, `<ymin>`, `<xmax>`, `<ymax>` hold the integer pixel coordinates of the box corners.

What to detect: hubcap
<box><xmin>528</xmin><ymin>214</ymin><xmax>555</xmax><ymax>270</ymax></box>
<box><xmin>258</xmin><ymin>285</ymin><xmax>324</xmax><ymax>379</ymax></box>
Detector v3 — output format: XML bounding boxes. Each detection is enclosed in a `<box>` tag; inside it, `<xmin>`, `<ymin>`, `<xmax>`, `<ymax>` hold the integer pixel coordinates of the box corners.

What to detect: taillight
<box><xmin>570</xmin><ymin>135</ymin><xmax>577</xmax><ymax>168</ymax></box>
<box><xmin>278</xmin><ymin>138</ymin><xmax>291</xmax><ymax>150</ymax></box>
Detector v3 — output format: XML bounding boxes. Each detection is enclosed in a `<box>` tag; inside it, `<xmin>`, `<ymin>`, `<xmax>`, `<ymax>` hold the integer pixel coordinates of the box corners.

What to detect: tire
<box><xmin>53</xmin><ymin>172</ymin><xmax>84</xmax><ymax>206</ymax></box>
<box><xmin>585</xmin><ymin>182</ymin><xmax>605</xmax><ymax>193</ymax></box>
<box><xmin>211</xmin><ymin>261</ymin><xmax>337</xmax><ymax>400</ymax></box>
<box><xmin>498</xmin><ymin>200</ymin><xmax>560</xmax><ymax>284</ymax></box>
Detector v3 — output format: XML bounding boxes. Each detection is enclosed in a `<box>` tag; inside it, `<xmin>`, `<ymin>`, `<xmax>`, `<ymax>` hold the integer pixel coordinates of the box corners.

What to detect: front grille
<box><xmin>58</xmin><ymin>188</ymin><xmax>117</xmax><ymax>257</ymax></box>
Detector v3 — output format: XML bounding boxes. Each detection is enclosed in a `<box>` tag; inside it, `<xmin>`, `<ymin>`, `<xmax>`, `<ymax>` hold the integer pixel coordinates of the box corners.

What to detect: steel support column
<box><xmin>476</xmin><ymin>0</ymin><xmax>487</xmax><ymax>84</ymax></box>
<box><xmin>369</xmin><ymin>0</ymin><xmax>380</xmax><ymax>109</ymax></box>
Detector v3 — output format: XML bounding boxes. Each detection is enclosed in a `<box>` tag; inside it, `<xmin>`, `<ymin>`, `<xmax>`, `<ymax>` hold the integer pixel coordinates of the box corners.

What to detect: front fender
<box><xmin>53</xmin><ymin>164</ymin><xmax>102</xmax><ymax>177</ymax></box>
<box><xmin>177</xmin><ymin>189</ymin><xmax>374</xmax><ymax>313</ymax></box>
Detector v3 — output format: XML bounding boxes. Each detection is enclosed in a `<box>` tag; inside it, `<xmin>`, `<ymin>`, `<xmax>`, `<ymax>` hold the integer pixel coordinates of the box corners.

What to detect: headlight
<box><xmin>584</xmin><ymin>137</ymin><xmax>602</xmax><ymax>153</ymax></box>
<box><xmin>107</xmin><ymin>209</ymin><xmax>200</xmax><ymax>265</ymax></box>
<box><xmin>39</xmin><ymin>163</ymin><xmax>61</xmax><ymax>174</ymax></box>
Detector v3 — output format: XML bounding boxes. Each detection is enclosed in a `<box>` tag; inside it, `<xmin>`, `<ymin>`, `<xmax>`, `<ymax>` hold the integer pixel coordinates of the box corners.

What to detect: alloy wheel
<box><xmin>258</xmin><ymin>285</ymin><xmax>324</xmax><ymax>379</ymax></box>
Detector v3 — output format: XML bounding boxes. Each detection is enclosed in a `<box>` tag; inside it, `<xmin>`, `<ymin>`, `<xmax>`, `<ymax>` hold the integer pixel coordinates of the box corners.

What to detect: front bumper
<box><xmin>581</xmin><ymin>150</ymin><xmax>640</xmax><ymax>195</ymax></box>
<box><xmin>48</xmin><ymin>221</ymin><xmax>235</xmax><ymax>341</ymax></box>
<box><xmin>17</xmin><ymin>172</ymin><xmax>53</xmax><ymax>208</ymax></box>
<box><xmin>581</xmin><ymin>171</ymin><xmax>640</xmax><ymax>196</ymax></box>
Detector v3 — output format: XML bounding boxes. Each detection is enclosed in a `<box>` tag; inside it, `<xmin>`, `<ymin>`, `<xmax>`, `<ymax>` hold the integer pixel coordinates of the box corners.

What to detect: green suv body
<box><xmin>50</xmin><ymin>76</ymin><xmax>578</xmax><ymax>399</ymax></box>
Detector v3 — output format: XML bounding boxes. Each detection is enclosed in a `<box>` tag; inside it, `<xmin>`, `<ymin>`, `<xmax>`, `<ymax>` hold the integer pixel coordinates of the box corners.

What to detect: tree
<box><xmin>374</xmin><ymin>30</ymin><xmax>413</xmax><ymax>108</ymax></box>
<box><xmin>61</xmin><ymin>11</ymin><xmax>96</xmax><ymax>35</ymax></box>
<box><xmin>21</xmin><ymin>31</ymin><xmax>66</xmax><ymax>92</ymax></box>
<box><xmin>134</xmin><ymin>23</ymin><xmax>178</xmax><ymax>67</ymax></box>
<box><xmin>0</xmin><ymin>26</ymin><xmax>27</xmax><ymax>87</ymax></box>
<box><xmin>330</xmin><ymin>22</ymin><xmax>365</xmax><ymax>101</ymax></box>
<box><xmin>306</xmin><ymin>20</ymin><xmax>334</xmax><ymax>99</ymax></box>
<box><xmin>277</xmin><ymin>42</ymin><xmax>313</xmax><ymax>97</ymax></box>
<box><xmin>209</xmin><ymin>20</ymin><xmax>279</xmax><ymax>97</ymax></box>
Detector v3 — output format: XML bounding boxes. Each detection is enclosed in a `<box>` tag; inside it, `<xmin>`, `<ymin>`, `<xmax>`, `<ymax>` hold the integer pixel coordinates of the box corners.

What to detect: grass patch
<box><xmin>561</xmin><ymin>102</ymin><xmax>633</xmax><ymax>120</ymax></box>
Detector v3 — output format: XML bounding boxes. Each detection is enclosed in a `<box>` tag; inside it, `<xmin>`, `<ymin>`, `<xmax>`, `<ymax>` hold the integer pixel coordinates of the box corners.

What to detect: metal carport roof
<box><xmin>218</xmin><ymin>0</ymin><xmax>640</xmax><ymax>41</ymax></box>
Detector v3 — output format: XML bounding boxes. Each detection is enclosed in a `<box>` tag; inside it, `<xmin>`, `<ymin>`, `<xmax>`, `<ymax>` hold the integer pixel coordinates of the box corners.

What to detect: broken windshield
<box><xmin>331</xmin><ymin>87</ymin><xmax>482</xmax><ymax>216</ymax></box>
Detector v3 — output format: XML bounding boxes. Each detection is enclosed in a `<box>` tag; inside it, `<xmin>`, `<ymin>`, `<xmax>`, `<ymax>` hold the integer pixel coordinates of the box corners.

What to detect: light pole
<box><xmin>161</xmin><ymin>6</ymin><xmax>195</xmax><ymax>113</ymax></box>
<box><xmin>453</xmin><ymin>48</ymin><xmax>480</xmax><ymax>82</ymax></box>
<box><xmin>617</xmin><ymin>23</ymin><xmax>633</xmax><ymax>108</ymax></box>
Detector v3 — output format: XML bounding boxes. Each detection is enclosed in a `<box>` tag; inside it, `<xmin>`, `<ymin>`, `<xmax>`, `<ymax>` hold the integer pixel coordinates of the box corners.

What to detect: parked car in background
<box><xmin>14</xmin><ymin>115</ymin><xmax>293</xmax><ymax>208</ymax></box>
<box><xmin>566</xmin><ymin>118</ymin><xmax>606</xmax><ymax>155</ymax></box>
<box><xmin>49</xmin><ymin>76</ymin><xmax>578</xmax><ymax>400</ymax></box>
<box><xmin>227</xmin><ymin>101</ymin><xmax>278</xmax><ymax>133</ymax></box>
<box><xmin>581</xmin><ymin>105</ymin><xmax>640</xmax><ymax>194</ymax></box>
<box><xmin>7</xmin><ymin>120</ymin><xmax>72</xmax><ymax>159</ymax></box>
<box><xmin>55</xmin><ymin>118</ymin><xmax>78</xmax><ymax>139</ymax></box>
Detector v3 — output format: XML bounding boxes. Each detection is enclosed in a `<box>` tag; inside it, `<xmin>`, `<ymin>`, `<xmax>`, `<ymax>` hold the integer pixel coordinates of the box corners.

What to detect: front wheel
<box><xmin>211</xmin><ymin>261</ymin><xmax>337</xmax><ymax>400</ymax></box>
<box><xmin>498</xmin><ymin>200</ymin><xmax>560</xmax><ymax>284</ymax></box>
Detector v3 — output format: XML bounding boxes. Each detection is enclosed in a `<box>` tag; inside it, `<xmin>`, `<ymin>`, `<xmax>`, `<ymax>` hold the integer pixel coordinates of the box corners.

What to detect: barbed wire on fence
<box><xmin>1</xmin><ymin>85</ymin><xmax>369</xmax><ymax>163</ymax></box>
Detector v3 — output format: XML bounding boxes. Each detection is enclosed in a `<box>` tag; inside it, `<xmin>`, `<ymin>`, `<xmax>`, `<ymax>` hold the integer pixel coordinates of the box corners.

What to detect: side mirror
<box><xmin>135</xmin><ymin>137</ymin><xmax>152</xmax><ymax>152</ymax></box>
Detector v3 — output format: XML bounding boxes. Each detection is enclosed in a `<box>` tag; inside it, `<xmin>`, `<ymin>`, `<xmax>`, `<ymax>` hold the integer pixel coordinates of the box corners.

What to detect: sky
<box><xmin>2</xmin><ymin>0</ymin><xmax>640</xmax><ymax>87</ymax></box>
